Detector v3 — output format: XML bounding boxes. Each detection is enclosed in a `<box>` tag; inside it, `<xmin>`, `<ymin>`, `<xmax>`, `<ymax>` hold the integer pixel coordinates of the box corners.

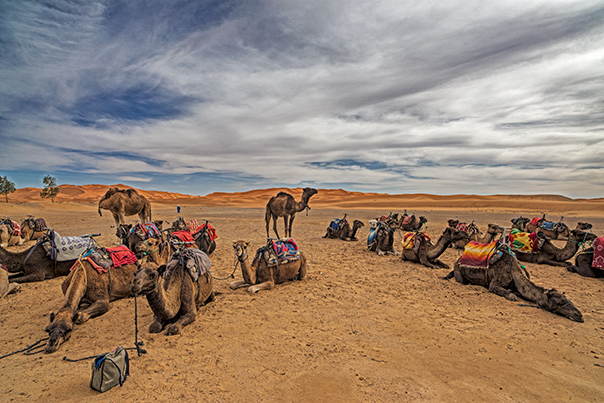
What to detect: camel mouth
<box><xmin>44</xmin><ymin>328</ymin><xmax>71</xmax><ymax>354</ymax></box>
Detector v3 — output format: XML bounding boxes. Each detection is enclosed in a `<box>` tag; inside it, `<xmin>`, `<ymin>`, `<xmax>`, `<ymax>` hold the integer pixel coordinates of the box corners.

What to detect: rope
<box><xmin>0</xmin><ymin>337</ymin><xmax>49</xmax><ymax>360</ymax></box>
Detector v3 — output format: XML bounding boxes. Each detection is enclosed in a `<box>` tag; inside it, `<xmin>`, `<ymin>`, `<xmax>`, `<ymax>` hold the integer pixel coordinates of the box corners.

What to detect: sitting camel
<box><xmin>20</xmin><ymin>217</ymin><xmax>48</xmax><ymax>242</ymax></box>
<box><xmin>1</xmin><ymin>243</ymin><xmax>75</xmax><ymax>283</ymax></box>
<box><xmin>0</xmin><ymin>223</ymin><xmax>24</xmax><ymax>248</ymax></box>
<box><xmin>510</xmin><ymin>217</ymin><xmax>530</xmax><ymax>232</ymax></box>
<box><xmin>399</xmin><ymin>214</ymin><xmax>427</xmax><ymax>231</ymax></box>
<box><xmin>576</xmin><ymin>222</ymin><xmax>593</xmax><ymax>231</ymax></box>
<box><xmin>170</xmin><ymin>218</ymin><xmax>216</xmax><ymax>255</ymax></box>
<box><xmin>323</xmin><ymin>215</ymin><xmax>365</xmax><ymax>241</ymax></box>
<box><xmin>513</xmin><ymin>229</ymin><xmax>597</xmax><ymax>268</ymax></box>
<box><xmin>116</xmin><ymin>220</ymin><xmax>164</xmax><ymax>253</ymax></box>
<box><xmin>98</xmin><ymin>187</ymin><xmax>152</xmax><ymax>227</ymax></box>
<box><xmin>447</xmin><ymin>243</ymin><xmax>583</xmax><ymax>322</ymax></box>
<box><xmin>44</xmin><ymin>256</ymin><xmax>139</xmax><ymax>353</ymax></box>
<box><xmin>455</xmin><ymin>223</ymin><xmax>503</xmax><ymax>249</ymax></box>
<box><xmin>400</xmin><ymin>227</ymin><xmax>468</xmax><ymax>269</ymax></box>
<box><xmin>526</xmin><ymin>214</ymin><xmax>570</xmax><ymax>240</ymax></box>
<box><xmin>368</xmin><ymin>217</ymin><xmax>399</xmax><ymax>256</ymax></box>
<box><xmin>265</xmin><ymin>187</ymin><xmax>318</xmax><ymax>238</ymax></box>
<box><xmin>230</xmin><ymin>240</ymin><xmax>307</xmax><ymax>293</ymax></box>
<box><xmin>447</xmin><ymin>220</ymin><xmax>481</xmax><ymax>249</ymax></box>
<box><xmin>569</xmin><ymin>236</ymin><xmax>604</xmax><ymax>278</ymax></box>
<box><xmin>131</xmin><ymin>249</ymin><xmax>215</xmax><ymax>335</ymax></box>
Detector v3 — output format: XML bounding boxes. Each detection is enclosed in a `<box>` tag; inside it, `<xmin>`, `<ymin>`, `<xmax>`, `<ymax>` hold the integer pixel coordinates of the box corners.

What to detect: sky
<box><xmin>1</xmin><ymin>0</ymin><xmax>603</xmax><ymax>198</ymax></box>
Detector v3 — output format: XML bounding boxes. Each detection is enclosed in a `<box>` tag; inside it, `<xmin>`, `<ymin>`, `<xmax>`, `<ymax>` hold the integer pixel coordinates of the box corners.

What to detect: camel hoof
<box><xmin>506</xmin><ymin>294</ymin><xmax>518</xmax><ymax>302</ymax></box>
<box><xmin>247</xmin><ymin>286</ymin><xmax>260</xmax><ymax>294</ymax></box>
<box><xmin>166</xmin><ymin>325</ymin><xmax>181</xmax><ymax>335</ymax></box>
<box><xmin>74</xmin><ymin>313</ymin><xmax>89</xmax><ymax>325</ymax></box>
<box><xmin>149</xmin><ymin>323</ymin><xmax>163</xmax><ymax>333</ymax></box>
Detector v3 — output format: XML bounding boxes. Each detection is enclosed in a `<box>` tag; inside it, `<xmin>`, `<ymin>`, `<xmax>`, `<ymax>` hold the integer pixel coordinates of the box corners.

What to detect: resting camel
<box><xmin>116</xmin><ymin>221</ymin><xmax>164</xmax><ymax>253</ymax></box>
<box><xmin>514</xmin><ymin>229</ymin><xmax>597</xmax><ymax>268</ymax></box>
<box><xmin>323</xmin><ymin>215</ymin><xmax>364</xmax><ymax>241</ymax></box>
<box><xmin>265</xmin><ymin>187</ymin><xmax>318</xmax><ymax>238</ymax></box>
<box><xmin>0</xmin><ymin>223</ymin><xmax>24</xmax><ymax>248</ymax></box>
<box><xmin>400</xmin><ymin>227</ymin><xmax>468</xmax><ymax>269</ymax></box>
<box><xmin>134</xmin><ymin>237</ymin><xmax>175</xmax><ymax>266</ymax></box>
<box><xmin>510</xmin><ymin>217</ymin><xmax>530</xmax><ymax>232</ymax></box>
<box><xmin>19</xmin><ymin>217</ymin><xmax>48</xmax><ymax>242</ymax></box>
<box><xmin>368</xmin><ymin>218</ymin><xmax>399</xmax><ymax>256</ymax></box>
<box><xmin>399</xmin><ymin>215</ymin><xmax>427</xmax><ymax>231</ymax></box>
<box><xmin>131</xmin><ymin>252</ymin><xmax>215</xmax><ymax>335</ymax></box>
<box><xmin>44</xmin><ymin>259</ymin><xmax>138</xmax><ymax>353</ymax></box>
<box><xmin>448</xmin><ymin>245</ymin><xmax>583</xmax><ymax>322</ymax></box>
<box><xmin>526</xmin><ymin>215</ymin><xmax>570</xmax><ymax>240</ymax></box>
<box><xmin>230</xmin><ymin>240</ymin><xmax>307</xmax><ymax>293</ymax></box>
<box><xmin>570</xmin><ymin>248</ymin><xmax>604</xmax><ymax>278</ymax></box>
<box><xmin>455</xmin><ymin>223</ymin><xmax>503</xmax><ymax>249</ymax></box>
<box><xmin>0</xmin><ymin>244</ymin><xmax>74</xmax><ymax>283</ymax></box>
<box><xmin>98</xmin><ymin>187</ymin><xmax>152</xmax><ymax>227</ymax></box>
<box><xmin>170</xmin><ymin>218</ymin><xmax>216</xmax><ymax>255</ymax></box>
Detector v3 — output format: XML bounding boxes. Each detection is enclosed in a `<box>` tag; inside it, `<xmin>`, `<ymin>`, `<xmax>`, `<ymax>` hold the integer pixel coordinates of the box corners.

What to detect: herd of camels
<box><xmin>1</xmin><ymin>186</ymin><xmax>602</xmax><ymax>354</ymax></box>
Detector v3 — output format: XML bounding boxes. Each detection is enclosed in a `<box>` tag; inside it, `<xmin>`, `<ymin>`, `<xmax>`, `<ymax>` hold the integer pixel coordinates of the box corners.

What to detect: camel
<box><xmin>576</xmin><ymin>222</ymin><xmax>593</xmax><ymax>231</ymax></box>
<box><xmin>570</xmin><ymin>248</ymin><xmax>604</xmax><ymax>278</ymax></box>
<box><xmin>19</xmin><ymin>217</ymin><xmax>48</xmax><ymax>242</ymax></box>
<box><xmin>1</xmin><ymin>267</ymin><xmax>20</xmax><ymax>298</ymax></box>
<box><xmin>131</xmin><ymin>250</ymin><xmax>215</xmax><ymax>335</ymax></box>
<box><xmin>368</xmin><ymin>218</ymin><xmax>399</xmax><ymax>256</ymax></box>
<box><xmin>526</xmin><ymin>215</ymin><xmax>570</xmax><ymax>240</ymax></box>
<box><xmin>447</xmin><ymin>220</ymin><xmax>481</xmax><ymax>249</ymax></box>
<box><xmin>513</xmin><ymin>229</ymin><xmax>597</xmax><ymax>268</ymax></box>
<box><xmin>448</xmin><ymin>244</ymin><xmax>584</xmax><ymax>322</ymax></box>
<box><xmin>134</xmin><ymin>236</ymin><xmax>175</xmax><ymax>266</ymax></box>
<box><xmin>265</xmin><ymin>187</ymin><xmax>318</xmax><ymax>238</ymax></box>
<box><xmin>399</xmin><ymin>215</ymin><xmax>427</xmax><ymax>232</ymax></box>
<box><xmin>510</xmin><ymin>217</ymin><xmax>530</xmax><ymax>232</ymax></box>
<box><xmin>170</xmin><ymin>218</ymin><xmax>216</xmax><ymax>255</ymax></box>
<box><xmin>323</xmin><ymin>215</ymin><xmax>364</xmax><ymax>241</ymax></box>
<box><xmin>116</xmin><ymin>221</ymin><xmax>164</xmax><ymax>253</ymax></box>
<box><xmin>230</xmin><ymin>240</ymin><xmax>307</xmax><ymax>293</ymax></box>
<box><xmin>0</xmin><ymin>223</ymin><xmax>24</xmax><ymax>248</ymax></box>
<box><xmin>455</xmin><ymin>223</ymin><xmax>503</xmax><ymax>249</ymax></box>
<box><xmin>98</xmin><ymin>187</ymin><xmax>152</xmax><ymax>227</ymax></box>
<box><xmin>400</xmin><ymin>227</ymin><xmax>468</xmax><ymax>269</ymax></box>
<box><xmin>0</xmin><ymin>243</ymin><xmax>75</xmax><ymax>283</ymax></box>
<box><xmin>44</xmin><ymin>259</ymin><xmax>138</xmax><ymax>353</ymax></box>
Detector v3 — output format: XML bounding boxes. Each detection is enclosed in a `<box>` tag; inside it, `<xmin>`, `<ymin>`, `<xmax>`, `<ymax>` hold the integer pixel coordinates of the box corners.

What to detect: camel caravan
<box><xmin>1</xmin><ymin>185</ymin><xmax>603</xmax><ymax>356</ymax></box>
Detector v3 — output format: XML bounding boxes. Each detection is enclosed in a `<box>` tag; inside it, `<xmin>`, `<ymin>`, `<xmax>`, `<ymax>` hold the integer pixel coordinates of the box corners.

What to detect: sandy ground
<box><xmin>0</xmin><ymin>198</ymin><xmax>603</xmax><ymax>402</ymax></box>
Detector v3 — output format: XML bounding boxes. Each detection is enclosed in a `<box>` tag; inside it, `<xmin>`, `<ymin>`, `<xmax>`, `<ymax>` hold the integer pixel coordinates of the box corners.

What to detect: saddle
<box><xmin>47</xmin><ymin>231</ymin><xmax>95</xmax><ymax>262</ymax></box>
<box><xmin>592</xmin><ymin>237</ymin><xmax>604</xmax><ymax>269</ymax></box>
<box><xmin>328</xmin><ymin>218</ymin><xmax>348</xmax><ymax>232</ymax></box>
<box><xmin>401</xmin><ymin>232</ymin><xmax>431</xmax><ymax>253</ymax></box>
<box><xmin>458</xmin><ymin>241</ymin><xmax>501</xmax><ymax>269</ymax></box>
<box><xmin>508</xmin><ymin>229</ymin><xmax>544</xmax><ymax>253</ymax></box>
<box><xmin>1</xmin><ymin>219</ymin><xmax>21</xmax><ymax>236</ymax></box>
<box><xmin>254</xmin><ymin>238</ymin><xmax>301</xmax><ymax>267</ymax></box>
<box><xmin>169</xmin><ymin>231</ymin><xmax>195</xmax><ymax>245</ymax></box>
<box><xmin>79</xmin><ymin>245</ymin><xmax>137</xmax><ymax>274</ymax></box>
<box><xmin>131</xmin><ymin>222</ymin><xmax>161</xmax><ymax>240</ymax></box>
<box><xmin>24</xmin><ymin>218</ymin><xmax>47</xmax><ymax>232</ymax></box>
<box><xmin>165</xmin><ymin>248</ymin><xmax>211</xmax><ymax>282</ymax></box>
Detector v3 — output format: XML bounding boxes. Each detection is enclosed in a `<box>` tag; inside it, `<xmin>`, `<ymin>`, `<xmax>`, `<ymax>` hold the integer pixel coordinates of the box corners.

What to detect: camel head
<box><xmin>419</xmin><ymin>216</ymin><xmax>428</xmax><ymax>226</ymax></box>
<box><xmin>542</xmin><ymin>289</ymin><xmax>583</xmax><ymax>323</ymax></box>
<box><xmin>232</xmin><ymin>240</ymin><xmax>250</xmax><ymax>261</ymax></box>
<box><xmin>131</xmin><ymin>263</ymin><xmax>162</xmax><ymax>296</ymax></box>
<box><xmin>172</xmin><ymin>217</ymin><xmax>187</xmax><ymax>232</ymax></box>
<box><xmin>443</xmin><ymin>227</ymin><xmax>469</xmax><ymax>242</ymax></box>
<box><xmin>352</xmin><ymin>220</ymin><xmax>365</xmax><ymax>230</ymax></box>
<box><xmin>487</xmin><ymin>224</ymin><xmax>503</xmax><ymax>235</ymax></box>
<box><xmin>301</xmin><ymin>187</ymin><xmax>318</xmax><ymax>207</ymax></box>
<box><xmin>447</xmin><ymin>219</ymin><xmax>459</xmax><ymax>228</ymax></box>
<box><xmin>116</xmin><ymin>224</ymin><xmax>133</xmax><ymax>242</ymax></box>
<box><xmin>570</xmin><ymin>229</ymin><xmax>597</xmax><ymax>244</ymax></box>
<box><xmin>576</xmin><ymin>222</ymin><xmax>592</xmax><ymax>231</ymax></box>
<box><xmin>44</xmin><ymin>310</ymin><xmax>73</xmax><ymax>353</ymax></box>
<box><xmin>135</xmin><ymin>237</ymin><xmax>161</xmax><ymax>260</ymax></box>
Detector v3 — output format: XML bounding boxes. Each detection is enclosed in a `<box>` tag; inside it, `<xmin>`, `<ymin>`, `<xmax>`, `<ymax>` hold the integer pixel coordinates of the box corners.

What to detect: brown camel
<box><xmin>265</xmin><ymin>187</ymin><xmax>318</xmax><ymax>238</ymax></box>
<box><xmin>170</xmin><ymin>218</ymin><xmax>216</xmax><ymax>255</ymax></box>
<box><xmin>368</xmin><ymin>218</ymin><xmax>399</xmax><ymax>256</ymax></box>
<box><xmin>514</xmin><ymin>229</ymin><xmax>597</xmax><ymax>268</ymax></box>
<box><xmin>510</xmin><ymin>217</ymin><xmax>530</xmax><ymax>232</ymax></box>
<box><xmin>116</xmin><ymin>221</ymin><xmax>164</xmax><ymax>253</ymax></box>
<box><xmin>230</xmin><ymin>240</ymin><xmax>307</xmax><ymax>293</ymax></box>
<box><xmin>98</xmin><ymin>187</ymin><xmax>152</xmax><ymax>227</ymax></box>
<box><xmin>323</xmin><ymin>215</ymin><xmax>365</xmax><ymax>241</ymax></box>
<box><xmin>576</xmin><ymin>222</ymin><xmax>593</xmax><ymax>231</ymax></box>
<box><xmin>44</xmin><ymin>259</ymin><xmax>138</xmax><ymax>353</ymax></box>
<box><xmin>570</xmin><ymin>248</ymin><xmax>604</xmax><ymax>278</ymax></box>
<box><xmin>526</xmin><ymin>215</ymin><xmax>570</xmax><ymax>240</ymax></box>
<box><xmin>0</xmin><ymin>242</ymin><xmax>75</xmax><ymax>283</ymax></box>
<box><xmin>19</xmin><ymin>217</ymin><xmax>48</xmax><ymax>242</ymax></box>
<box><xmin>0</xmin><ymin>223</ymin><xmax>24</xmax><ymax>248</ymax></box>
<box><xmin>400</xmin><ymin>227</ymin><xmax>468</xmax><ymax>269</ymax></box>
<box><xmin>455</xmin><ymin>223</ymin><xmax>503</xmax><ymax>249</ymax></box>
<box><xmin>134</xmin><ymin>237</ymin><xmax>175</xmax><ymax>266</ymax></box>
<box><xmin>131</xmin><ymin>250</ymin><xmax>215</xmax><ymax>335</ymax></box>
<box><xmin>399</xmin><ymin>215</ymin><xmax>427</xmax><ymax>231</ymax></box>
<box><xmin>448</xmin><ymin>245</ymin><xmax>583</xmax><ymax>322</ymax></box>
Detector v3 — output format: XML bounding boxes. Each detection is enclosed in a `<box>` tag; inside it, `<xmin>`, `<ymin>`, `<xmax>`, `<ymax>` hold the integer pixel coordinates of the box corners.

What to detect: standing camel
<box><xmin>265</xmin><ymin>187</ymin><xmax>318</xmax><ymax>238</ymax></box>
<box><xmin>98</xmin><ymin>187</ymin><xmax>152</xmax><ymax>227</ymax></box>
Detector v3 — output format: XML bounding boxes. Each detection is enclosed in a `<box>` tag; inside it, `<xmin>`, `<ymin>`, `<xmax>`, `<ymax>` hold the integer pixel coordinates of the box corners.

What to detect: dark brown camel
<box><xmin>98</xmin><ymin>187</ymin><xmax>152</xmax><ymax>227</ymax></box>
<box><xmin>44</xmin><ymin>259</ymin><xmax>138</xmax><ymax>353</ymax></box>
<box><xmin>570</xmin><ymin>247</ymin><xmax>604</xmax><ymax>278</ymax></box>
<box><xmin>116</xmin><ymin>220</ymin><xmax>164</xmax><ymax>254</ymax></box>
<box><xmin>230</xmin><ymin>240</ymin><xmax>307</xmax><ymax>293</ymax></box>
<box><xmin>131</xmin><ymin>251</ymin><xmax>215</xmax><ymax>335</ymax></box>
<box><xmin>526</xmin><ymin>215</ymin><xmax>570</xmax><ymax>240</ymax></box>
<box><xmin>514</xmin><ymin>229</ymin><xmax>597</xmax><ymax>268</ymax></box>
<box><xmin>455</xmin><ymin>223</ymin><xmax>503</xmax><ymax>249</ymax></box>
<box><xmin>368</xmin><ymin>218</ymin><xmax>399</xmax><ymax>256</ymax></box>
<box><xmin>400</xmin><ymin>227</ymin><xmax>468</xmax><ymax>269</ymax></box>
<box><xmin>265</xmin><ymin>187</ymin><xmax>318</xmax><ymax>238</ymax></box>
<box><xmin>510</xmin><ymin>217</ymin><xmax>530</xmax><ymax>232</ymax></box>
<box><xmin>399</xmin><ymin>215</ymin><xmax>427</xmax><ymax>231</ymax></box>
<box><xmin>170</xmin><ymin>218</ymin><xmax>216</xmax><ymax>255</ymax></box>
<box><xmin>0</xmin><ymin>243</ymin><xmax>75</xmax><ymax>283</ymax></box>
<box><xmin>448</xmin><ymin>245</ymin><xmax>583</xmax><ymax>322</ymax></box>
<box><xmin>323</xmin><ymin>215</ymin><xmax>364</xmax><ymax>241</ymax></box>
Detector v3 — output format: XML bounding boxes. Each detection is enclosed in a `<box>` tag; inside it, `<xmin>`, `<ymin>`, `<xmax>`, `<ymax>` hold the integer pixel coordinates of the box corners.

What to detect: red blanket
<box><xmin>593</xmin><ymin>237</ymin><xmax>604</xmax><ymax>270</ymax></box>
<box><xmin>107</xmin><ymin>245</ymin><xmax>138</xmax><ymax>267</ymax></box>
<box><xmin>530</xmin><ymin>217</ymin><xmax>541</xmax><ymax>226</ymax></box>
<box><xmin>170</xmin><ymin>230</ymin><xmax>195</xmax><ymax>245</ymax></box>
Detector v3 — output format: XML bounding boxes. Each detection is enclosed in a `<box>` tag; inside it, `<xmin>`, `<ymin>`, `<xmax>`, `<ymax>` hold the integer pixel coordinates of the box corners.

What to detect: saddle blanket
<box><xmin>1</xmin><ymin>220</ymin><xmax>21</xmax><ymax>236</ymax></box>
<box><xmin>132</xmin><ymin>222</ymin><xmax>161</xmax><ymax>240</ymax></box>
<box><xmin>194</xmin><ymin>223</ymin><xmax>218</xmax><ymax>242</ymax></box>
<box><xmin>78</xmin><ymin>245</ymin><xmax>137</xmax><ymax>274</ymax></box>
<box><xmin>26</xmin><ymin>218</ymin><xmax>47</xmax><ymax>232</ymax></box>
<box><xmin>508</xmin><ymin>229</ymin><xmax>539</xmax><ymax>253</ymax></box>
<box><xmin>402</xmin><ymin>215</ymin><xmax>414</xmax><ymax>225</ymax></box>
<box><xmin>592</xmin><ymin>237</ymin><xmax>604</xmax><ymax>270</ymax></box>
<box><xmin>458</xmin><ymin>241</ymin><xmax>498</xmax><ymax>269</ymax></box>
<box><xmin>170</xmin><ymin>230</ymin><xmax>195</xmax><ymax>245</ymax></box>
<box><xmin>401</xmin><ymin>232</ymin><xmax>431</xmax><ymax>250</ymax></box>
<box><xmin>52</xmin><ymin>231</ymin><xmax>95</xmax><ymax>261</ymax></box>
<box><xmin>165</xmin><ymin>248</ymin><xmax>211</xmax><ymax>282</ymax></box>
<box><xmin>455</xmin><ymin>222</ymin><xmax>470</xmax><ymax>232</ymax></box>
<box><xmin>329</xmin><ymin>218</ymin><xmax>343</xmax><ymax>231</ymax></box>
<box><xmin>272</xmin><ymin>238</ymin><xmax>300</xmax><ymax>262</ymax></box>
<box><xmin>530</xmin><ymin>217</ymin><xmax>542</xmax><ymax>226</ymax></box>
<box><xmin>367</xmin><ymin>227</ymin><xmax>378</xmax><ymax>247</ymax></box>
<box><xmin>541</xmin><ymin>221</ymin><xmax>555</xmax><ymax>230</ymax></box>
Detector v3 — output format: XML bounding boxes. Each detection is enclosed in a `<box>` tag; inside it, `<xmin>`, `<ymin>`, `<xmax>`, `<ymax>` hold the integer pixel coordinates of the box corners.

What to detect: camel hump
<box><xmin>275</xmin><ymin>191</ymin><xmax>292</xmax><ymax>198</ymax></box>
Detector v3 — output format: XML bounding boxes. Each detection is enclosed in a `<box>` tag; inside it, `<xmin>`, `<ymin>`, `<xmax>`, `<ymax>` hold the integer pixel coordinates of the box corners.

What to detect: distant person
<box><xmin>177</xmin><ymin>205</ymin><xmax>181</xmax><ymax>214</ymax></box>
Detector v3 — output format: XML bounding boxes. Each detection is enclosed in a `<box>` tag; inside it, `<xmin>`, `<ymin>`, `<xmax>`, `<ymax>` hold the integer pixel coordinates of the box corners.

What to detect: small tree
<box><xmin>0</xmin><ymin>176</ymin><xmax>16</xmax><ymax>203</ymax></box>
<box><xmin>40</xmin><ymin>175</ymin><xmax>60</xmax><ymax>203</ymax></box>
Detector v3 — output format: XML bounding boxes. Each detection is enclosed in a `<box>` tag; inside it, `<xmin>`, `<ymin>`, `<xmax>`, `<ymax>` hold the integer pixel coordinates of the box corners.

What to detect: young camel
<box><xmin>230</xmin><ymin>240</ymin><xmax>307</xmax><ymax>293</ymax></box>
<box><xmin>400</xmin><ymin>227</ymin><xmax>468</xmax><ymax>269</ymax></box>
<box><xmin>265</xmin><ymin>187</ymin><xmax>318</xmax><ymax>238</ymax></box>
<box><xmin>514</xmin><ymin>229</ymin><xmax>597</xmax><ymax>268</ymax></box>
<box><xmin>448</xmin><ymin>245</ymin><xmax>583</xmax><ymax>322</ymax></box>
<box><xmin>44</xmin><ymin>259</ymin><xmax>139</xmax><ymax>353</ymax></box>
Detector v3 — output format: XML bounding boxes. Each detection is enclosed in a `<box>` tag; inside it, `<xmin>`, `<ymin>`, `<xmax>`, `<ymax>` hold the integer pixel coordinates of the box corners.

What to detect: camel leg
<box><xmin>149</xmin><ymin>315</ymin><xmax>165</xmax><ymax>333</ymax></box>
<box><xmin>537</xmin><ymin>258</ymin><xmax>571</xmax><ymax>267</ymax></box>
<box><xmin>229</xmin><ymin>280</ymin><xmax>251</xmax><ymax>290</ymax></box>
<box><xmin>9</xmin><ymin>271</ymin><xmax>46</xmax><ymax>283</ymax></box>
<box><xmin>567</xmin><ymin>264</ymin><xmax>599</xmax><ymax>278</ymax></box>
<box><xmin>431</xmin><ymin>258</ymin><xmax>450</xmax><ymax>269</ymax></box>
<box><xmin>488</xmin><ymin>282</ymin><xmax>517</xmax><ymax>301</ymax></box>
<box><xmin>7</xmin><ymin>283</ymin><xmax>21</xmax><ymax>294</ymax></box>
<box><xmin>288</xmin><ymin>215</ymin><xmax>295</xmax><ymax>238</ymax></box>
<box><xmin>298</xmin><ymin>259</ymin><xmax>308</xmax><ymax>281</ymax></box>
<box><xmin>165</xmin><ymin>289</ymin><xmax>197</xmax><ymax>335</ymax></box>
<box><xmin>248</xmin><ymin>280</ymin><xmax>275</xmax><ymax>294</ymax></box>
<box><xmin>418</xmin><ymin>250</ymin><xmax>439</xmax><ymax>269</ymax></box>
<box><xmin>272</xmin><ymin>217</ymin><xmax>281</xmax><ymax>239</ymax></box>
<box><xmin>74</xmin><ymin>300</ymin><xmax>110</xmax><ymax>324</ymax></box>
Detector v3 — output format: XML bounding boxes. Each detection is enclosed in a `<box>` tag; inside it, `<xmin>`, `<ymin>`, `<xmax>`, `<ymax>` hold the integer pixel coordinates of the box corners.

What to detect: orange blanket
<box><xmin>401</xmin><ymin>232</ymin><xmax>431</xmax><ymax>250</ymax></box>
<box><xmin>458</xmin><ymin>241</ymin><xmax>497</xmax><ymax>268</ymax></box>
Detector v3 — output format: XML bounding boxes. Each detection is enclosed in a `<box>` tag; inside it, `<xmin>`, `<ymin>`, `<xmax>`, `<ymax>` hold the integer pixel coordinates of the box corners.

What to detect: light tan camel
<box><xmin>230</xmin><ymin>240</ymin><xmax>307</xmax><ymax>293</ymax></box>
<box><xmin>0</xmin><ymin>224</ymin><xmax>24</xmax><ymax>248</ymax></box>
<box><xmin>19</xmin><ymin>217</ymin><xmax>48</xmax><ymax>242</ymax></box>
<box><xmin>131</xmin><ymin>255</ymin><xmax>215</xmax><ymax>335</ymax></box>
<box><xmin>400</xmin><ymin>227</ymin><xmax>468</xmax><ymax>269</ymax></box>
<box><xmin>448</xmin><ymin>245</ymin><xmax>583</xmax><ymax>322</ymax></box>
<box><xmin>265</xmin><ymin>187</ymin><xmax>318</xmax><ymax>238</ymax></box>
<box><xmin>514</xmin><ymin>229</ymin><xmax>597</xmax><ymax>268</ymax></box>
<box><xmin>134</xmin><ymin>237</ymin><xmax>174</xmax><ymax>265</ymax></box>
<box><xmin>44</xmin><ymin>259</ymin><xmax>138</xmax><ymax>353</ymax></box>
<box><xmin>98</xmin><ymin>187</ymin><xmax>152</xmax><ymax>227</ymax></box>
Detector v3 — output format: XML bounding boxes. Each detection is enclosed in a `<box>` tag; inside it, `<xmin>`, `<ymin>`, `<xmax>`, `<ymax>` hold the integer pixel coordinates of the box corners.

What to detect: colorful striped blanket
<box><xmin>458</xmin><ymin>241</ymin><xmax>498</xmax><ymax>269</ymax></box>
<box><xmin>508</xmin><ymin>229</ymin><xmax>539</xmax><ymax>253</ymax></box>
<box><xmin>401</xmin><ymin>232</ymin><xmax>431</xmax><ymax>250</ymax></box>
<box><xmin>272</xmin><ymin>238</ymin><xmax>300</xmax><ymax>262</ymax></box>
<box><xmin>1</xmin><ymin>219</ymin><xmax>21</xmax><ymax>236</ymax></box>
<box><xmin>132</xmin><ymin>222</ymin><xmax>161</xmax><ymax>240</ymax></box>
<box><xmin>592</xmin><ymin>237</ymin><xmax>604</xmax><ymax>270</ymax></box>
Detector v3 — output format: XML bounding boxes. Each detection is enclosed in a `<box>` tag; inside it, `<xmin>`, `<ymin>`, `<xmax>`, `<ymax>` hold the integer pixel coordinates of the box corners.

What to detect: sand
<box><xmin>0</xmin><ymin>186</ymin><xmax>603</xmax><ymax>402</ymax></box>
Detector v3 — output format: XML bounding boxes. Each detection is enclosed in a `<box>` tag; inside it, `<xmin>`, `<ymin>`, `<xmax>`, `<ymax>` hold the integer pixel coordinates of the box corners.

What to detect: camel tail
<box><xmin>98</xmin><ymin>207</ymin><xmax>102</xmax><ymax>217</ymax></box>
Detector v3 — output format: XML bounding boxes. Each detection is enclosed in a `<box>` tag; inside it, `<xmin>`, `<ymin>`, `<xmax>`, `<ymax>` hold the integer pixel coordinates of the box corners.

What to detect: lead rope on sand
<box><xmin>0</xmin><ymin>337</ymin><xmax>49</xmax><ymax>360</ymax></box>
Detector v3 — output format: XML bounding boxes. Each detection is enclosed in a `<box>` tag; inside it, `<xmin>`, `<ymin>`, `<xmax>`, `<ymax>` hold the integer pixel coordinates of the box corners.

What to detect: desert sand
<box><xmin>0</xmin><ymin>185</ymin><xmax>603</xmax><ymax>402</ymax></box>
